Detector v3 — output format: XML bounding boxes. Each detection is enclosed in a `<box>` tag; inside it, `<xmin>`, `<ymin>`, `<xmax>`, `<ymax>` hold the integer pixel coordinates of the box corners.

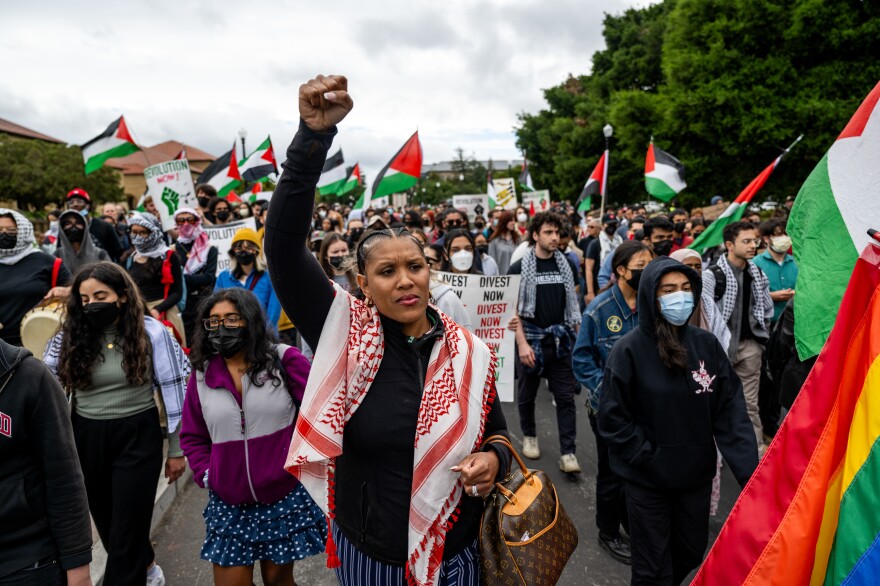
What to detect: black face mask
<box><xmin>477</xmin><ymin>244</ymin><xmax>489</xmax><ymax>255</ymax></box>
<box><xmin>0</xmin><ymin>233</ymin><xmax>16</xmax><ymax>249</ymax></box>
<box><xmin>64</xmin><ymin>226</ymin><xmax>85</xmax><ymax>243</ymax></box>
<box><xmin>653</xmin><ymin>239</ymin><xmax>673</xmax><ymax>257</ymax></box>
<box><xmin>605</xmin><ymin>225</ymin><xmax>618</xmax><ymax>236</ymax></box>
<box><xmin>475</xmin><ymin>223</ymin><xmax>485</xmax><ymax>230</ymax></box>
<box><xmin>234</xmin><ymin>250</ymin><xmax>256</xmax><ymax>265</ymax></box>
<box><xmin>349</xmin><ymin>228</ymin><xmax>363</xmax><ymax>242</ymax></box>
<box><xmin>625</xmin><ymin>269</ymin><xmax>644</xmax><ymax>291</ymax></box>
<box><xmin>215</xmin><ymin>210</ymin><xmax>231</xmax><ymax>221</ymax></box>
<box><xmin>198</xmin><ymin>196</ymin><xmax>211</xmax><ymax>208</ymax></box>
<box><xmin>329</xmin><ymin>256</ymin><xmax>345</xmax><ymax>269</ymax></box>
<box><xmin>674</xmin><ymin>222</ymin><xmax>687</xmax><ymax>234</ymax></box>
<box><xmin>83</xmin><ymin>302</ymin><xmax>120</xmax><ymax>329</ymax></box>
<box><xmin>208</xmin><ymin>325</ymin><xmax>246</xmax><ymax>358</ymax></box>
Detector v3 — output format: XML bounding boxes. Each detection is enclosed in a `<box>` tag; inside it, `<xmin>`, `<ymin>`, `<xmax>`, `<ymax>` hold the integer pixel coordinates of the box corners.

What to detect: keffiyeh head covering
<box><xmin>129</xmin><ymin>212</ymin><xmax>169</xmax><ymax>259</ymax></box>
<box><xmin>174</xmin><ymin>207</ymin><xmax>211</xmax><ymax>274</ymax></box>
<box><xmin>669</xmin><ymin>248</ymin><xmax>702</xmax><ymax>264</ymax></box>
<box><xmin>0</xmin><ymin>208</ymin><xmax>40</xmax><ymax>266</ymax></box>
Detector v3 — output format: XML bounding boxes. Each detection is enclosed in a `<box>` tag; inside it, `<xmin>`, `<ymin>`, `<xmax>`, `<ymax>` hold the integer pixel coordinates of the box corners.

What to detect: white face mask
<box><xmin>517</xmin><ymin>212</ymin><xmax>528</xmax><ymax>223</ymax></box>
<box><xmin>450</xmin><ymin>250</ymin><xmax>474</xmax><ymax>271</ymax></box>
<box><xmin>318</xmin><ymin>210</ymin><xmax>327</xmax><ymax>219</ymax></box>
<box><xmin>770</xmin><ymin>235</ymin><xmax>792</xmax><ymax>253</ymax></box>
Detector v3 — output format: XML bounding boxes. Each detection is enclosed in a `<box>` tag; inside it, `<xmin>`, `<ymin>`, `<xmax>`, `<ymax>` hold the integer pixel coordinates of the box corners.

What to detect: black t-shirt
<box><xmin>0</xmin><ymin>253</ymin><xmax>72</xmax><ymax>345</ymax></box>
<box><xmin>508</xmin><ymin>253</ymin><xmax>579</xmax><ymax>329</ymax></box>
<box><xmin>586</xmin><ymin>239</ymin><xmax>601</xmax><ymax>293</ymax></box>
<box><xmin>577</xmin><ymin>235</ymin><xmax>594</xmax><ymax>259</ymax></box>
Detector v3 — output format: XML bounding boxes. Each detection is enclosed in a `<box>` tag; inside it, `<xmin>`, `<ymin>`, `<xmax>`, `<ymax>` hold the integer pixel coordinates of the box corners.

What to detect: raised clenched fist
<box><xmin>299</xmin><ymin>74</ymin><xmax>353</xmax><ymax>132</ymax></box>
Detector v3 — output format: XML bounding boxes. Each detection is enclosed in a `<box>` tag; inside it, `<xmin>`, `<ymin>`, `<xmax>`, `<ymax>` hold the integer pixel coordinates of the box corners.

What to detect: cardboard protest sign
<box><xmin>435</xmin><ymin>272</ymin><xmax>521</xmax><ymax>402</ymax></box>
<box><xmin>452</xmin><ymin>194</ymin><xmax>490</xmax><ymax>221</ymax></box>
<box><xmin>522</xmin><ymin>189</ymin><xmax>550</xmax><ymax>214</ymax></box>
<box><xmin>144</xmin><ymin>159</ymin><xmax>198</xmax><ymax>231</ymax></box>
<box><xmin>202</xmin><ymin>218</ymin><xmax>257</xmax><ymax>276</ymax></box>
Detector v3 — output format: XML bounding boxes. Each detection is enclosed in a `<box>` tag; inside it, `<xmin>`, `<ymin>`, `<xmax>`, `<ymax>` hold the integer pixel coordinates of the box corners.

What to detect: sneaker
<box><xmin>559</xmin><ymin>453</ymin><xmax>582</xmax><ymax>474</ymax></box>
<box><xmin>598</xmin><ymin>533</ymin><xmax>632</xmax><ymax>565</ymax></box>
<box><xmin>522</xmin><ymin>436</ymin><xmax>540</xmax><ymax>459</ymax></box>
<box><xmin>146</xmin><ymin>564</ymin><xmax>166</xmax><ymax>586</ymax></box>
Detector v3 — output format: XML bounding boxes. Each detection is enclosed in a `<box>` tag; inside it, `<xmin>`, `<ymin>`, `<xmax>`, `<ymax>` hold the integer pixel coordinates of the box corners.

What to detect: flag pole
<box><xmin>600</xmin><ymin>123</ymin><xmax>613</xmax><ymax>217</ymax></box>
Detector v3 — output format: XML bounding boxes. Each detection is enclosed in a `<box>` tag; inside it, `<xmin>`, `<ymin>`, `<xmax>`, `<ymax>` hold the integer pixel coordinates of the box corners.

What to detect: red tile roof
<box><xmin>106</xmin><ymin>141</ymin><xmax>217</xmax><ymax>175</ymax></box>
<box><xmin>0</xmin><ymin>117</ymin><xmax>64</xmax><ymax>143</ymax></box>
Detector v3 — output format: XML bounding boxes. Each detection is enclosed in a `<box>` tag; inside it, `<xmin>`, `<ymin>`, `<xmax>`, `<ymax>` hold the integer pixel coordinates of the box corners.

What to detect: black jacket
<box><xmin>0</xmin><ymin>340</ymin><xmax>92</xmax><ymax>578</ymax></box>
<box><xmin>598</xmin><ymin>257</ymin><xmax>758</xmax><ymax>491</ymax></box>
<box><xmin>88</xmin><ymin>215</ymin><xmax>123</xmax><ymax>262</ymax></box>
<box><xmin>265</xmin><ymin>120</ymin><xmax>511</xmax><ymax>565</ymax></box>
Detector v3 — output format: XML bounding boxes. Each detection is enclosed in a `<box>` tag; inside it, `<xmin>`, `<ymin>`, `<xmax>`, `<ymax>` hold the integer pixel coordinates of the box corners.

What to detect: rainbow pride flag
<box><xmin>692</xmin><ymin>243</ymin><xmax>880</xmax><ymax>586</ymax></box>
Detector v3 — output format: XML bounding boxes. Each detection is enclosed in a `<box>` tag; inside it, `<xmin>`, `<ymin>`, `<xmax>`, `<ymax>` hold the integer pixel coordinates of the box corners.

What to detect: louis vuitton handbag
<box><xmin>479</xmin><ymin>435</ymin><xmax>578</xmax><ymax>585</ymax></box>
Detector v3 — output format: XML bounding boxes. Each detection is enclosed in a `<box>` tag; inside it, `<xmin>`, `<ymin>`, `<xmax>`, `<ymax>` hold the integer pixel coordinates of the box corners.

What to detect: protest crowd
<box><xmin>0</xmin><ymin>71</ymin><xmax>869</xmax><ymax>586</ymax></box>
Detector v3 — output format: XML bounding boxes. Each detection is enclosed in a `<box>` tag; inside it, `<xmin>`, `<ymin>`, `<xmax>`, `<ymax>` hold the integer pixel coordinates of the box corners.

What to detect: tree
<box><xmin>515</xmin><ymin>0</ymin><xmax>880</xmax><ymax>210</ymax></box>
<box><xmin>0</xmin><ymin>136</ymin><xmax>124</xmax><ymax>211</ymax></box>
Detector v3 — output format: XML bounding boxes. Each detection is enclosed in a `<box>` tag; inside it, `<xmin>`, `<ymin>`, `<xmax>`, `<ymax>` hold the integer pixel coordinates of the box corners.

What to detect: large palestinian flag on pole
<box><xmin>81</xmin><ymin>116</ymin><xmax>139</xmax><ymax>175</ymax></box>
<box><xmin>519</xmin><ymin>158</ymin><xmax>535</xmax><ymax>192</ymax></box>
<box><xmin>692</xmin><ymin>243</ymin><xmax>880</xmax><ymax>586</ymax></box>
<box><xmin>338</xmin><ymin>163</ymin><xmax>362</xmax><ymax>196</ymax></box>
<box><xmin>318</xmin><ymin>149</ymin><xmax>347</xmax><ymax>196</ymax></box>
<box><xmin>688</xmin><ymin>135</ymin><xmax>802</xmax><ymax>255</ymax></box>
<box><xmin>644</xmin><ymin>140</ymin><xmax>686</xmax><ymax>201</ymax></box>
<box><xmin>372</xmin><ymin>131</ymin><xmax>422</xmax><ymax>200</ymax></box>
<box><xmin>789</xmin><ymin>82</ymin><xmax>880</xmax><ymax>360</ymax></box>
<box><xmin>487</xmin><ymin>169</ymin><xmax>497</xmax><ymax>209</ymax></box>
<box><xmin>576</xmin><ymin>152</ymin><xmax>606</xmax><ymax>212</ymax></box>
<box><xmin>238</xmin><ymin>136</ymin><xmax>277</xmax><ymax>182</ymax></box>
<box><xmin>197</xmin><ymin>143</ymin><xmax>241</xmax><ymax>197</ymax></box>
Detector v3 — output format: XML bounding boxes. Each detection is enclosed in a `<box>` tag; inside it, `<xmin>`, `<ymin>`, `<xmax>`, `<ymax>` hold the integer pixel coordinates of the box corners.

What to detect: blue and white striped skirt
<box><xmin>332</xmin><ymin>522</ymin><xmax>480</xmax><ymax>585</ymax></box>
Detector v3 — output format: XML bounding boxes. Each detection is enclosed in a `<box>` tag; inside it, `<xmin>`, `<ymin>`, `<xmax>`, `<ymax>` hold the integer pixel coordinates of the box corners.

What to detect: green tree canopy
<box><xmin>516</xmin><ymin>0</ymin><xmax>880</xmax><ymax>210</ymax></box>
<box><xmin>0</xmin><ymin>137</ymin><xmax>124</xmax><ymax>211</ymax></box>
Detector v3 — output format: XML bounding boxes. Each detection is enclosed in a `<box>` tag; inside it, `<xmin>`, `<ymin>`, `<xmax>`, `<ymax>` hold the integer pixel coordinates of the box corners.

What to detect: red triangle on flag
<box><xmin>227</xmin><ymin>142</ymin><xmax>242</xmax><ymax>181</ymax></box>
<box><xmin>389</xmin><ymin>131</ymin><xmax>422</xmax><ymax>177</ymax></box>
<box><xmin>250</xmin><ymin>182</ymin><xmax>263</xmax><ymax>194</ymax></box>
<box><xmin>645</xmin><ymin>143</ymin><xmax>656</xmax><ymax>174</ymax></box>
<box><xmin>115</xmin><ymin>116</ymin><xmax>136</xmax><ymax>144</ymax></box>
<box><xmin>226</xmin><ymin>192</ymin><xmax>242</xmax><ymax>203</ymax></box>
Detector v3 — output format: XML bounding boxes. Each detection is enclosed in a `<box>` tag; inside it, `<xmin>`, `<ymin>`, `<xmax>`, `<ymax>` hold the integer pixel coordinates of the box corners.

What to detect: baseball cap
<box><xmin>67</xmin><ymin>187</ymin><xmax>91</xmax><ymax>202</ymax></box>
<box><xmin>602</xmin><ymin>213</ymin><xmax>618</xmax><ymax>225</ymax></box>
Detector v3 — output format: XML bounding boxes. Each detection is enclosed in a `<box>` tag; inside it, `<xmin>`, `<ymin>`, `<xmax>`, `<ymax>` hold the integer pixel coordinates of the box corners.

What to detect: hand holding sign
<box><xmin>300</xmin><ymin>75</ymin><xmax>353</xmax><ymax>132</ymax></box>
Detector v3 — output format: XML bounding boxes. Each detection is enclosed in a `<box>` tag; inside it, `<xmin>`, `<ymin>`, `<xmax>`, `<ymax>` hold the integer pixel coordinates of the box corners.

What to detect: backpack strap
<box><xmin>51</xmin><ymin>258</ymin><xmax>62</xmax><ymax>288</ymax></box>
<box><xmin>248</xmin><ymin>271</ymin><xmax>262</xmax><ymax>292</ymax></box>
<box><xmin>709</xmin><ymin>264</ymin><xmax>727</xmax><ymax>303</ymax></box>
<box><xmin>161</xmin><ymin>250</ymin><xmax>175</xmax><ymax>303</ymax></box>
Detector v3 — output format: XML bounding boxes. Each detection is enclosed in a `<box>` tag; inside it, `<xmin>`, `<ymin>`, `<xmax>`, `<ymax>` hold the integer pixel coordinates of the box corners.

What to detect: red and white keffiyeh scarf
<box><xmin>285</xmin><ymin>283</ymin><xmax>497</xmax><ymax>586</ymax></box>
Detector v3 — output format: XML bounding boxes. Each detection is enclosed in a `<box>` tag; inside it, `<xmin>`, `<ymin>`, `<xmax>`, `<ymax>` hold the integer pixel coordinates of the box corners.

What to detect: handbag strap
<box><xmin>482</xmin><ymin>434</ymin><xmax>530</xmax><ymax>477</ymax></box>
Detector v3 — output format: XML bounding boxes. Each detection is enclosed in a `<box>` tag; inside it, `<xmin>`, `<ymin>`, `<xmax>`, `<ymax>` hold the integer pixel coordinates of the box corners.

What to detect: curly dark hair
<box><xmin>57</xmin><ymin>262</ymin><xmax>152</xmax><ymax>392</ymax></box>
<box><xmin>526</xmin><ymin>211</ymin><xmax>565</xmax><ymax>245</ymax></box>
<box><xmin>189</xmin><ymin>288</ymin><xmax>282</xmax><ymax>387</ymax></box>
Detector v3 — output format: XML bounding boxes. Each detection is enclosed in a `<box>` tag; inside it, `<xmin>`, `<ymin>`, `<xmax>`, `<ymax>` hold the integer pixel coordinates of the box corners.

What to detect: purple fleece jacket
<box><xmin>180</xmin><ymin>345</ymin><xmax>309</xmax><ymax>505</ymax></box>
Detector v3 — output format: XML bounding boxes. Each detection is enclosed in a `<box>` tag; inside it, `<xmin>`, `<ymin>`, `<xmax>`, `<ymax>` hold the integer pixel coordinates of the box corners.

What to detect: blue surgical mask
<box><xmin>658</xmin><ymin>291</ymin><xmax>694</xmax><ymax>326</ymax></box>
<box><xmin>79</xmin><ymin>209</ymin><xmax>90</xmax><ymax>218</ymax></box>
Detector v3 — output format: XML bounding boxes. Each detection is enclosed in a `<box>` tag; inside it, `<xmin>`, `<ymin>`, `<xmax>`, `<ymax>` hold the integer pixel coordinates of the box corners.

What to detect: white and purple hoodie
<box><xmin>180</xmin><ymin>344</ymin><xmax>309</xmax><ymax>505</ymax></box>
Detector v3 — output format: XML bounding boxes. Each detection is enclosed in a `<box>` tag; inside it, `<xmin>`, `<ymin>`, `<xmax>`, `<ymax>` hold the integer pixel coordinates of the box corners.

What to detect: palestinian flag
<box><xmin>175</xmin><ymin>146</ymin><xmax>187</xmax><ymax>160</ymax></box>
<box><xmin>790</xmin><ymin>82</ymin><xmax>880</xmax><ymax>359</ymax></box>
<box><xmin>645</xmin><ymin>140</ymin><xmax>686</xmax><ymax>201</ymax></box>
<box><xmin>81</xmin><ymin>116</ymin><xmax>139</xmax><ymax>175</ymax></box>
<box><xmin>317</xmin><ymin>149</ymin><xmax>346</xmax><ymax>196</ymax></box>
<box><xmin>338</xmin><ymin>163</ymin><xmax>362</xmax><ymax>195</ymax></box>
<box><xmin>519</xmin><ymin>158</ymin><xmax>535</xmax><ymax>192</ymax></box>
<box><xmin>239</xmin><ymin>136</ymin><xmax>277</xmax><ymax>182</ymax></box>
<box><xmin>692</xmin><ymin>243</ymin><xmax>880</xmax><ymax>586</ymax></box>
<box><xmin>247</xmin><ymin>181</ymin><xmax>263</xmax><ymax>203</ymax></box>
<box><xmin>487</xmin><ymin>169</ymin><xmax>497</xmax><ymax>209</ymax></box>
<box><xmin>197</xmin><ymin>142</ymin><xmax>241</xmax><ymax>197</ymax></box>
<box><xmin>577</xmin><ymin>152</ymin><xmax>606</xmax><ymax>212</ymax></box>
<box><xmin>689</xmin><ymin>135</ymin><xmax>802</xmax><ymax>255</ymax></box>
<box><xmin>372</xmin><ymin>131</ymin><xmax>422</xmax><ymax>200</ymax></box>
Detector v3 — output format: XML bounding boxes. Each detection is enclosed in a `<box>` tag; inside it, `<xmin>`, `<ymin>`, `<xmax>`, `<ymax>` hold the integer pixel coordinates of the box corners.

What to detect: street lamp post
<box><xmin>601</xmin><ymin>123</ymin><xmax>613</xmax><ymax>217</ymax></box>
<box><xmin>238</xmin><ymin>127</ymin><xmax>247</xmax><ymax>161</ymax></box>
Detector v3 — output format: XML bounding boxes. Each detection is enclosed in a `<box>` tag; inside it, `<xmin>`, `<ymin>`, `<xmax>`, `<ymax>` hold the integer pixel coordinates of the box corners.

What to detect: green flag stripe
<box><xmin>687</xmin><ymin>203</ymin><xmax>745</xmax><ymax>254</ymax></box>
<box><xmin>789</xmin><ymin>153</ymin><xmax>858</xmax><ymax>359</ymax></box>
<box><xmin>318</xmin><ymin>178</ymin><xmax>347</xmax><ymax>196</ymax></box>
<box><xmin>645</xmin><ymin>176</ymin><xmax>678</xmax><ymax>202</ymax></box>
<box><xmin>84</xmin><ymin>142</ymin><xmax>139</xmax><ymax>175</ymax></box>
<box><xmin>373</xmin><ymin>171</ymin><xmax>417</xmax><ymax>200</ymax></box>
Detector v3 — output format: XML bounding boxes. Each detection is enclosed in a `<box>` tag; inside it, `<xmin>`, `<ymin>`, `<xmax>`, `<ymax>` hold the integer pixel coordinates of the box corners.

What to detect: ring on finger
<box><xmin>471</xmin><ymin>484</ymin><xmax>479</xmax><ymax>497</ymax></box>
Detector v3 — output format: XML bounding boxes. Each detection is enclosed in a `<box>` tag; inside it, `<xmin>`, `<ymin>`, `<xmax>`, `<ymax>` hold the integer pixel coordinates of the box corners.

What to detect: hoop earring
<box><xmin>366</xmin><ymin>296</ymin><xmax>374</xmax><ymax>307</ymax></box>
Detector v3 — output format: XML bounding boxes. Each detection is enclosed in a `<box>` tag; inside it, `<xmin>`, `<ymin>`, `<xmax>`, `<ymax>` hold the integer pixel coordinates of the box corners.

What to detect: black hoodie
<box><xmin>0</xmin><ymin>340</ymin><xmax>92</xmax><ymax>578</ymax></box>
<box><xmin>597</xmin><ymin>256</ymin><xmax>757</xmax><ymax>491</ymax></box>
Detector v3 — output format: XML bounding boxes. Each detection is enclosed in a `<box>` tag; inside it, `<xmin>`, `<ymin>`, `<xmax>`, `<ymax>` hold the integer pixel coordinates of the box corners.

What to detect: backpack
<box><xmin>708</xmin><ymin>264</ymin><xmax>727</xmax><ymax>303</ymax></box>
<box><xmin>126</xmin><ymin>250</ymin><xmax>187</xmax><ymax>313</ymax></box>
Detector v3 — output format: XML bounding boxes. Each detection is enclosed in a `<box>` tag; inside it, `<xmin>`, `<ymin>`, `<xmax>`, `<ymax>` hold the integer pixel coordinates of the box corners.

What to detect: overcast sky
<box><xmin>1</xmin><ymin>0</ymin><xmax>651</xmax><ymax>182</ymax></box>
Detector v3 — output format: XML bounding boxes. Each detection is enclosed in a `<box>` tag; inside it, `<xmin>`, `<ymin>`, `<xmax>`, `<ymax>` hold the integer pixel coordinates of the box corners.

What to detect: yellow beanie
<box><xmin>231</xmin><ymin>227</ymin><xmax>261</xmax><ymax>249</ymax></box>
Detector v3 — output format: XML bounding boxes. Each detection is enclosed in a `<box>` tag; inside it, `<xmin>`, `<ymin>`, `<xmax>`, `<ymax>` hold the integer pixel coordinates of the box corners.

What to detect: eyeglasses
<box><xmin>129</xmin><ymin>228</ymin><xmax>150</xmax><ymax>237</ymax></box>
<box><xmin>203</xmin><ymin>315</ymin><xmax>243</xmax><ymax>330</ymax></box>
<box><xmin>232</xmin><ymin>243</ymin><xmax>259</xmax><ymax>252</ymax></box>
<box><xmin>446</xmin><ymin>220</ymin><xmax>463</xmax><ymax>227</ymax></box>
<box><xmin>0</xmin><ymin>227</ymin><xmax>18</xmax><ymax>235</ymax></box>
<box><xmin>739</xmin><ymin>238</ymin><xmax>761</xmax><ymax>245</ymax></box>
<box><xmin>175</xmin><ymin>217</ymin><xmax>198</xmax><ymax>225</ymax></box>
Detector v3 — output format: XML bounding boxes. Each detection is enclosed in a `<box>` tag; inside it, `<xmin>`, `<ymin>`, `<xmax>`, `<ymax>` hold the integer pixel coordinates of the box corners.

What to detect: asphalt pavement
<box><xmin>154</xmin><ymin>381</ymin><xmax>741</xmax><ymax>585</ymax></box>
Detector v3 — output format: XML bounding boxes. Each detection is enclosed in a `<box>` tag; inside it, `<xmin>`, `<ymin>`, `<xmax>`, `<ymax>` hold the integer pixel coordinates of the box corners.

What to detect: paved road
<box><xmin>154</xmin><ymin>382</ymin><xmax>741</xmax><ymax>585</ymax></box>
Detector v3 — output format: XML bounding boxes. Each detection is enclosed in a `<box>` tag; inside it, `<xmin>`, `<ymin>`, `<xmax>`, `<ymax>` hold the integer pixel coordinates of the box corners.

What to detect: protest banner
<box><xmin>491</xmin><ymin>177</ymin><xmax>518</xmax><ymax>210</ymax></box>
<box><xmin>371</xmin><ymin>195</ymin><xmax>390</xmax><ymax>210</ymax></box>
<box><xmin>203</xmin><ymin>218</ymin><xmax>257</xmax><ymax>276</ymax></box>
<box><xmin>392</xmin><ymin>193</ymin><xmax>408</xmax><ymax>210</ymax></box>
<box><xmin>521</xmin><ymin>189</ymin><xmax>550</xmax><ymax>214</ymax></box>
<box><xmin>144</xmin><ymin>159</ymin><xmax>198</xmax><ymax>231</ymax></box>
<box><xmin>452</xmin><ymin>194</ymin><xmax>490</xmax><ymax>221</ymax></box>
<box><xmin>435</xmin><ymin>272</ymin><xmax>521</xmax><ymax>402</ymax></box>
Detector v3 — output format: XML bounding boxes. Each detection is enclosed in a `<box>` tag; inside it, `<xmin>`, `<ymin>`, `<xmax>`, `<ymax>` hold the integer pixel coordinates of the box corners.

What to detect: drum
<box><xmin>20</xmin><ymin>301</ymin><xmax>64</xmax><ymax>357</ymax></box>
